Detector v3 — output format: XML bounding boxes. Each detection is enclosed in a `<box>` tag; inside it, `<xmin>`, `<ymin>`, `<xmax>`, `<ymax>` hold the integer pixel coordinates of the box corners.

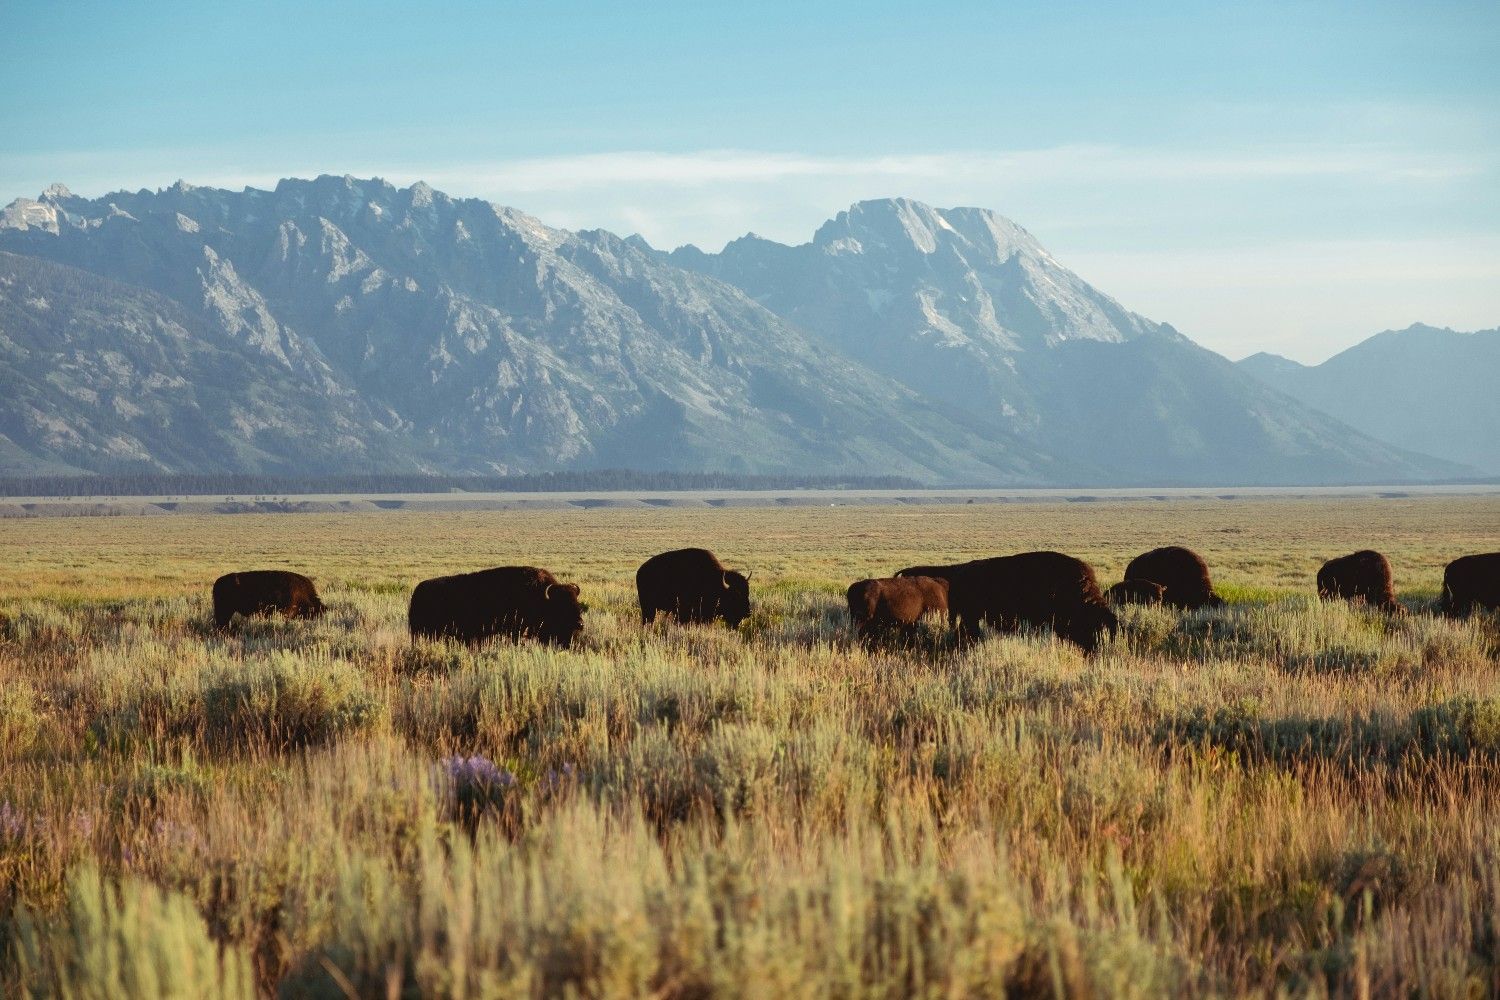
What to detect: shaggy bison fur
<box><xmin>212</xmin><ymin>570</ymin><xmax>324</xmax><ymax>630</ymax></box>
<box><xmin>1124</xmin><ymin>546</ymin><xmax>1225</xmax><ymax>609</ymax></box>
<box><xmin>408</xmin><ymin>566</ymin><xmax>584</xmax><ymax>647</ymax></box>
<box><xmin>1317</xmin><ymin>550</ymin><xmax>1403</xmax><ymax>614</ymax></box>
<box><xmin>1437</xmin><ymin>553</ymin><xmax>1500</xmax><ymax>618</ymax></box>
<box><xmin>898</xmin><ymin>551</ymin><xmax>1117</xmax><ymax>653</ymax></box>
<box><xmin>846</xmin><ymin>576</ymin><xmax>949</xmax><ymax>646</ymax></box>
<box><xmin>636</xmin><ymin>548</ymin><xmax>751</xmax><ymax>627</ymax></box>
<box><xmin>1107</xmin><ymin>579</ymin><xmax>1167</xmax><ymax>606</ymax></box>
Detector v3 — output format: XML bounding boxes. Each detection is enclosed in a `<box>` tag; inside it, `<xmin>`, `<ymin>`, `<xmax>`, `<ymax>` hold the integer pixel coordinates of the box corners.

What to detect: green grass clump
<box><xmin>12</xmin><ymin>864</ymin><xmax>255</xmax><ymax>999</ymax></box>
<box><xmin>1410</xmin><ymin>696</ymin><xmax>1500</xmax><ymax>758</ymax></box>
<box><xmin>201</xmin><ymin>653</ymin><xmax>385</xmax><ymax>751</ymax></box>
<box><xmin>0</xmin><ymin>688</ymin><xmax>40</xmax><ymax>759</ymax></box>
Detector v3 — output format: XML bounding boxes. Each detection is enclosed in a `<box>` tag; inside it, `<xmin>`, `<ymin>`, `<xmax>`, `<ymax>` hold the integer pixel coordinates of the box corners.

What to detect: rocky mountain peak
<box><xmin>0</xmin><ymin>177</ymin><xmax>1469</xmax><ymax>484</ymax></box>
<box><xmin>811</xmin><ymin>198</ymin><xmax>1042</xmax><ymax>264</ymax></box>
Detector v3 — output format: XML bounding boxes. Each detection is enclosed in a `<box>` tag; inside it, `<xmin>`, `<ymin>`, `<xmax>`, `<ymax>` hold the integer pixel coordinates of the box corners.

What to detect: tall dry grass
<box><xmin>1</xmin><ymin>498</ymin><xmax>1498</xmax><ymax>996</ymax></box>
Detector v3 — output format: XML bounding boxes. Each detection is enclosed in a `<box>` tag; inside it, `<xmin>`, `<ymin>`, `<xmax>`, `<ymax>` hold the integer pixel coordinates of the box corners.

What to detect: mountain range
<box><xmin>0</xmin><ymin>177</ymin><xmax>1478</xmax><ymax>484</ymax></box>
<box><xmin>1238</xmin><ymin>325</ymin><xmax>1499</xmax><ymax>475</ymax></box>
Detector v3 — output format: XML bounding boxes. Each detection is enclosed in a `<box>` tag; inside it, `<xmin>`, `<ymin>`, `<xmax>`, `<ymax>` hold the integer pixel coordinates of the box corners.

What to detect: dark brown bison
<box><xmin>1317</xmin><ymin>550</ymin><xmax>1403</xmax><ymax>614</ymax></box>
<box><xmin>408</xmin><ymin>566</ymin><xmax>584</xmax><ymax>647</ymax></box>
<box><xmin>846</xmin><ymin>576</ymin><xmax>949</xmax><ymax>646</ymax></box>
<box><xmin>1107</xmin><ymin>579</ymin><xmax>1167</xmax><ymax>606</ymax></box>
<box><xmin>1123</xmin><ymin>546</ymin><xmax>1225</xmax><ymax>609</ymax></box>
<box><xmin>636</xmin><ymin>548</ymin><xmax>751</xmax><ymax>627</ymax></box>
<box><xmin>1437</xmin><ymin>553</ymin><xmax>1500</xmax><ymax>618</ymax></box>
<box><xmin>212</xmin><ymin>570</ymin><xmax>324</xmax><ymax>629</ymax></box>
<box><xmin>899</xmin><ymin>551</ymin><xmax>1117</xmax><ymax>653</ymax></box>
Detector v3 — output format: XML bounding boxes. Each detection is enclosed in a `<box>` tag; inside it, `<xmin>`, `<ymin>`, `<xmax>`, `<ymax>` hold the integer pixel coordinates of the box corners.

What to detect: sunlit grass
<box><xmin>1</xmin><ymin>497</ymin><xmax>1498</xmax><ymax>996</ymax></box>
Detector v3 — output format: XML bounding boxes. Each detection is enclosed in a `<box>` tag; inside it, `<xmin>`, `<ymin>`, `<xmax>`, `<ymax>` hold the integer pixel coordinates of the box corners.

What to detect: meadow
<box><xmin>1</xmin><ymin>496</ymin><xmax>1498</xmax><ymax>998</ymax></box>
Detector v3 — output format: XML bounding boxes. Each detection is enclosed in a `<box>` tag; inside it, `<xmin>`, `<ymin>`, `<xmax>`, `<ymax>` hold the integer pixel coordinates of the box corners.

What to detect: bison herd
<box><xmin>210</xmin><ymin>548</ymin><xmax>1500</xmax><ymax>654</ymax></box>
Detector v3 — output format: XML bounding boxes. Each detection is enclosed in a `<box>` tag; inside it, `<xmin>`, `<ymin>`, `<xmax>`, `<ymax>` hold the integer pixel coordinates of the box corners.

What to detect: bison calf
<box><xmin>1124</xmin><ymin>546</ymin><xmax>1225</xmax><ymax>610</ymax></box>
<box><xmin>1317</xmin><ymin>550</ymin><xmax>1403</xmax><ymax>614</ymax></box>
<box><xmin>1107</xmin><ymin>579</ymin><xmax>1166</xmax><ymax>606</ymax></box>
<box><xmin>847</xmin><ymin>576</ymin><xmax>949</xmax><ymax>647</ymax></box>
<box><xmin>636</xmin><ymin>548</ymin><xmax>751</xmax><ymax>628</ymax></box>
<box><xmin>1437</xmin><ymin>553</ymin><xmax>1500</xmax><ymax>618</ymax></box>
<box><xmin>212</xmin><ymin>570</ymin><xmax>324</xmax><ymax>630</ymax></box>
<box><xmin>409</xmin><ymin>566</ymin><xmax>584</xmax><ymax>647</ymax></box>
<box><xmin>900</xmin><ymin>551</ymin><xmax>1117</xmax><ymax>653</ymax></box>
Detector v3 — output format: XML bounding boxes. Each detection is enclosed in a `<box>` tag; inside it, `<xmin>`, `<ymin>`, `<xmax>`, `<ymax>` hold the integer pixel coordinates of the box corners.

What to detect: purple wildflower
<box><xmin>151</xmin><ymin>818</ymin><xmax>203</xmax><ymax>851</ymax></box>
<box><xmin>541</xmin><ymin>761</ymin><xmax>579</xmax><ymax>795</ymax></box>
<box><xmin>442</xmin><ymin>755</ymin><xmax>515</xmax><ymax>790</ymax></box>
<box><xmin>439</xmin><ymin>754</ymin><xmax>517</xmax><ymax>826</ymax></box>
<box><xmin>0</xmin><ymin>802</ymin><xmax>26</xmax><ymax>839</ymax></box>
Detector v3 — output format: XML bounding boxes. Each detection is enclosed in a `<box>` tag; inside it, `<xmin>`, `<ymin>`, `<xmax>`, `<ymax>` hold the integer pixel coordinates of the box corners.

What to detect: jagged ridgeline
<box><xmin>0</xmin><ymin>178</ymin><xmax>1469</xmax><ymax>484</ymax></box>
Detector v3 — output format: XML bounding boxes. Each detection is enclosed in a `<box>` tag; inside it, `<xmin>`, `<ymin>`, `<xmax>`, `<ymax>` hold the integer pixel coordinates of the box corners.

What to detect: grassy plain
<box><xmin>1</xmin><ymin>496</ymin><xmax>1498</xmax><ymax>997</ymax></box>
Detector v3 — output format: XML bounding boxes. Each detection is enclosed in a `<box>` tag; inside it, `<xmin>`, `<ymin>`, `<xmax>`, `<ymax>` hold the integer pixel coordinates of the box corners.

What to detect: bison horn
<box><xmin>722</xmin><ymin>572</ymin><xmax>732</xmax><ymax>590</ymax></box>
<box><xmin>544</xmin><ymin>583</ymin><xmax>556</xmax><ymax>600</ymax></box>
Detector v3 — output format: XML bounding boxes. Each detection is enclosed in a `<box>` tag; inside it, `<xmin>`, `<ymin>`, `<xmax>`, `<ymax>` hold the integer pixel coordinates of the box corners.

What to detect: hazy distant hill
<box><xmin>0</xmin><ymin>179</ymin><xmax>1466</xmax><ymax>484</ymax></box>
<box><xmin>1239</xmin><ymin>325</ymin><xmax>1500</xmax><ymax>474</ymax></box>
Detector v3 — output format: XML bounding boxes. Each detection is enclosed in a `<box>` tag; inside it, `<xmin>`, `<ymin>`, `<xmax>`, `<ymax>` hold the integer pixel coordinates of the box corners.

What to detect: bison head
<box><xmin>541</xmin><ymin>582</ymin><xmax>585</xmax><ymax>648</ymax></box>
<box><xmin>720</xmin><ymin>570</ymin><xmax>752</xmax><ymax>627</ymax></box>
<box><xmin>1069</xmin><ymin>603</ymin><xmax>1119</xmax><ymax>654</ymax></box>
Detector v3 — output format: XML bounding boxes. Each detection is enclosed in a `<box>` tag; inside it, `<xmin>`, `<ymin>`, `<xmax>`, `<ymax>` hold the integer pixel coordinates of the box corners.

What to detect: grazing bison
<box><xmin>1107</xmin><ymin>579</ymin><xmax>1167</xmax><ymax>606</ymax></box>
<box><xmin>899</xmin><ymin>551</ymin><xmax>1117</xmax><ymax>653</ymax></box>
<box><xmin>212</xmin><ymin>570</ymin><xmax>324</xmax><ymax>629</ymax></box>
<box><xmin>846</xmin><ymin>575</ymin><xmax>949</xmax><ymax>646</ymax></box>
<box><xmin>409</xmin><ymin>566</ymin><xmax>584</xmax><ymax>647</ymax></box>
<box><xmin>636</xmin><ymin>548</ymin><xmax>751</xmax><ymax>627</ymax></box>
<box><xmin>1437</xmin><ymin>553</ymin><xmax>1500</xmax><ymax>618</ymax></box>
<box><xmin>1124</xmin><ymin>546</ymin><xmax>1225</xmax><ymax>609</ymax></box>
<box><xmin>1317</xmin><ymin>550</ymin><xmax>1403</xmax><ymax>614</ymax></box>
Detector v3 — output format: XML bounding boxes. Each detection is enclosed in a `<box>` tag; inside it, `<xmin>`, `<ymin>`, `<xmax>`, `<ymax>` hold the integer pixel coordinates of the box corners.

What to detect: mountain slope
<box><xmin>0</xmin><ymin>179</ymin><xmax>1057</xmax><ymax>481</ymax></box>
<box><xmin>0</xmin><ymin>251</ymin><xmax>418</xmax><ymax>474</ymax></box>
<box><xmin>1239</xmin><ymin>325</ymin><xmax>1500</xmax><ymax>474</ymax></box>
<box><xmin>668</xmin><ymin>197</ymin><xmax>1461</xmax><ymax>483</ymax></box>
<box><xmin>0</xmin><ymin>180</ymin><xmax>1467</xmax><ymax>483</ymax></box>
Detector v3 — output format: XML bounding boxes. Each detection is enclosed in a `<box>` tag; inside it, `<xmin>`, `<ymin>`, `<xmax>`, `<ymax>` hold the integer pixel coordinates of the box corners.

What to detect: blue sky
<box><xmin>2</xmin><ymin>0</ymin><xmax>1497</xmax><ymax>362</ymax></box>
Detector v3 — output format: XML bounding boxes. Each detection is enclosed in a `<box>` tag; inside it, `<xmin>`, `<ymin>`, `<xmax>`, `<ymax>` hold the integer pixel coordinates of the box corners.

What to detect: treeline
<box><xmin>0</xmin><ymin>470</ymin><xmax>925</xmax><ymax>498</ymax></box>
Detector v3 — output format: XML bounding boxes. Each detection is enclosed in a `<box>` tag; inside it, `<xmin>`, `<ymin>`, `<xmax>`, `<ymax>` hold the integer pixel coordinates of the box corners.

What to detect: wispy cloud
<box><xmin>417</xmin><ymin>145</ymin><xmax>1481</xmax><ymax>193</ymax></box>
<box><xmin>3</xmin><ymin>142</ymin><xmax>1480</xmax><ymax>203</ymax></box>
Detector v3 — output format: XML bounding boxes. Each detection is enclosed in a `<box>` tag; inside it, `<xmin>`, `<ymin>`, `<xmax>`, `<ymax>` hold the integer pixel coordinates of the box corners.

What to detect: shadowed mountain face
<box><xmin>0</xmin><ymin>251</ymin><xmax>417</xmax><ymax>476</ymax></box>
<box><xmin>0</xmin><ymin>180</ymin><xmax>1056</xmax><ymax>481</ymax></box>
<box><xmin>667</xmin><ymin>198</ymin><xmax>1469</xmax><ymax>484</ymax></box>
<box><xmin>1239</xmin><ymin>325</ymin><xmax>1500</xmax><ymax>475</ymax></box>
<box><xmin>0</xmin><ymin>180</ymin><xmax>1466</xmax><ymax>483</ymax></box>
